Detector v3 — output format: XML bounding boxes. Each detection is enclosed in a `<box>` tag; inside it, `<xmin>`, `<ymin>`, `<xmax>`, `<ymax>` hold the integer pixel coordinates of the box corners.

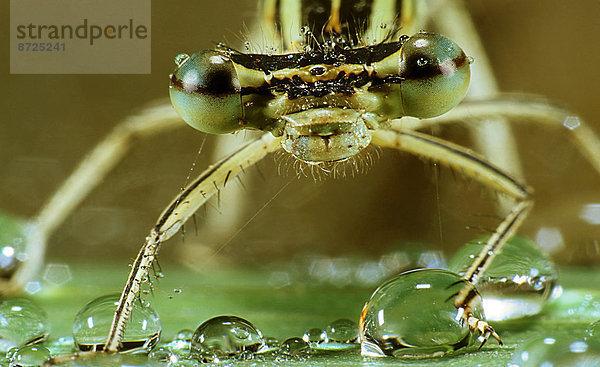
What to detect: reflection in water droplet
<box><xmin>72</xmin><ymin>293</ymin><xmax>161</xmax><ymax>352</ymax></box>
<box><xmin>449</xmin><ymin>236</ymin><xmax>558</xmax><ymax>321</ymax></box>
<box><xmin>0</xmin><ymin>298</ymin><xmax>49</xmax><ymax>352</ymax></box>
<box><xmin>510</xmin><ymin>332</ymin><xmax>600</xmax><ymax>366</ymax></box>
<box><xmin>359</xmin><ymin>269</ymin><xmax>484</xmax><ymax>358</ymax></box>
<box><xmin>9</xmin><ymin>345</ymin><xmax>51</xmax><ymax>367</ymax></box>
<box><xmin>190</xmin><ymin>315</ymin><xmax>265</xmax><ymax>362</ymax></box>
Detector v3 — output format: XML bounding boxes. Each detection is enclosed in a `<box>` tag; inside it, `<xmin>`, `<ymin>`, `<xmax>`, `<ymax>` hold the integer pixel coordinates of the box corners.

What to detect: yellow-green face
<box><xmin>169</xmin><ymin>32</ymin><xmax>471</xmax><ymax>163</ymax></box>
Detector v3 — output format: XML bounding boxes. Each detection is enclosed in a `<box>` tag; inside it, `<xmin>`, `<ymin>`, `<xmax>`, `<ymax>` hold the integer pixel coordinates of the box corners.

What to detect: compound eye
<box><xmin>169</xmin><ymin>51</ymin><xmax>243</xmax><ymax>134</ymax></box>
<box><xmin>399</xmin><ymin>33</ymin><xmax>470</xmax><ymax>118</ymax></box>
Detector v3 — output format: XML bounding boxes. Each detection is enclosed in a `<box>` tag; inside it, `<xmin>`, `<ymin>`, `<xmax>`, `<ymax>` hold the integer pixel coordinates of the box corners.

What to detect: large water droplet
<box><xmin>509</xmin><ymin>332</ymin><xmax>600</xmax><ymax>366</ymax></box>
<box><xmin>359</xmin><ymin>269</ymin><xmax>485</xmax><ymax>358</ymax></box>
<box><xmin>449</xmin><ymin>236</ymin><xmax>558</xmax><ymax>321</ymax></box>
<box><xmin>72</xmin><ymin>293</ymin><xmax>161</xmax><ymax>352</ymax></box>
<box><xmin>9</xmin><ymin>345</ymin><xmax>50</xmax><ymax>367</ymax></box>
<box><xmin>190</xmin><ymin>315</ymin><xmax>265</xmax><ymax>362</ymax></box>
<box><xmin>0</xmin><ymin>298</ymin><xmax>50</xmax><ymax>352</ymax></box>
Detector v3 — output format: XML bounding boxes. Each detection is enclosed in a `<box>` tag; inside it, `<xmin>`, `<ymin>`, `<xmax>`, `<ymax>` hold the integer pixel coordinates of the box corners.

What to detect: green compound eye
<box><xmin>399</xmin><ymin>33</ymin><xmax>471</xmax><ymax>118</ymax></box>
<box><xmin>169</xmin><ymin>51</ymin><xmax>243</xmax><ymax>134</ymax></box>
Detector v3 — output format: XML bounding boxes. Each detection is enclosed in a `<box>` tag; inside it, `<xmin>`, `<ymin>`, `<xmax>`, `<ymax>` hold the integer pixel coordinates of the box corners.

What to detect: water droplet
<box><xmin>264</xmin><ymin>336</ymin><xmax>280</xmax><ymax>349</ymax></box>
<box><xmin>174</xmin><ymin>328</ymin><xmax>194</xmax><ymax>342</ymax></box>
<box><xmin>174</xmin><ymin>53</ymin><xmax>190</xmax><ymax>67</ymax></box>
<box><xmin>72</xmin><ymin>293</ymin><xmax>161</xmax><ymax>352</ymax></box>
<box><xmin>9</xmin><ymin>345</ymin><xmax>50</xmax><ymax>367</ymax></box>
<box><xmin>278</xmin><ymin>337</ymin><xmax>310</xmax><ymax>360</ymax></box>
<box><xmin>511</xmin><ymin>332</ymin><xmax>600</xmax><ymax>366</ymax></box>
<box><xmin>326</xmin><ymin>318</ymin><xmax>358</xmax><ymax>343</ymax></box>
<box><xmin>0</xmin><ymin>298</ymin><xmax>49</xmax><ymax>352</ymax></box>
<box><xmin>302</xmin><ymin>328</ymin><xmax>327</xmax><ymax>347</ymax></box>
<box><xmin>173</xmin><ymin>288</ymin><xmax>182</xmax><ymax>294</ymax></box>
<box><xmin>149</xmin><ymin>346</ymin><xmax>182</xmax><ymax>364</ymax></box>
<box><xmin>586</xmin><ymin>320</ymin><xmax>600</xmax><ymax>342</ymax></box>
<box><xmin>449</xmin><ymin>236</ymin><xmax>558</xmax><ymax>321</ymax></box>
<box><xmin>314</xmin><ymin>319</ymin><xmax>360</xmax><ymax>351</ymax></box>
<box><xmin>467</xmin><ymin>56</ymin><xmax>475</xmax><ymax>64</ymax></box>
<box><xmin>359</xmin><ymin>269</ymin><xmax>484</xmax><ymax>358</ymax></box>
<box><xmin>190</xmin><ymin>315</ymin><xmax>265</xmax><ymax>362</ymax></box>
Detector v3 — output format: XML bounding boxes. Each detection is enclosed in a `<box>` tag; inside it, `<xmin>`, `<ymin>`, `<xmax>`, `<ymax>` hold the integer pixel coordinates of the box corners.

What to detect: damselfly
<box><xmin>3</xmin><ymin>0</ymin><xmax>599</xmax><ymax>364</ymax></box>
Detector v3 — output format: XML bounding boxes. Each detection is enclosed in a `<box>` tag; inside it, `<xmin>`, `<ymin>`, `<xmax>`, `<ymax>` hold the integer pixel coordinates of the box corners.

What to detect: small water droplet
<box><xmin>416</xmin><ymin>57</ymin><xmax>428</xmax><ymax>66</ymax></box>
<box><xmin>467</xmin><ymin>56</ymin><xmax>474</xmax><ymax>64</ymax></box>
<box><xmin>174</xmin><ymin>328</ymin><xmax>194</xmax><ymax>342</ymax></box>
<box><xmin>173</xmin><ymin>288</ymin><xmax>182</xmax><ymax>294</ymax></box>
<box><xmin>326</xmin><ymin>318</ymin><xmax>358</xmax><ymax>343</ymax></box>
<box><xmin>9</xmin><ymin>345</ymin><xmax>50</xmax><ymax>367</ymax></box>
<box><xmin>302</xmin><ymin>328</ymin><xmax>327</xmax><ymax>347</ymax></box>
<box><xmin>449</xmin><ymin>236</ymin><xmax>558</xmax><ymax>321</ymax></box>
<box><xmin>277</xmin><ymin>337</ymin><xmax>310</xmax><ymax>360</ymax></box>
<box><xmin>359</xmin><ymin>269</ymin><xmax>485</xmax><ymax>358</ymax></box>
<box><xmin>190</xmin><ymin>315</ymin><xmax>265</xmax><ymax>362</ymax></box>
<box><xmin>72</xmin><ymin>293</ymin><xmax>161</xmax><ymax>352</ymax></box>
<box><xmin>174</xmin><ymin>53</ymin><xmax>190</xmax><ymax>67</ymax></box>
<box><xmin>149</xmin><ymin>346</ymin><xmax>181</xmax><ymax>364</ymax></box>
<box><xmin>0</xmin><ymin>298</ymin><xmax>49</xmax><ymax>352</ymax></box>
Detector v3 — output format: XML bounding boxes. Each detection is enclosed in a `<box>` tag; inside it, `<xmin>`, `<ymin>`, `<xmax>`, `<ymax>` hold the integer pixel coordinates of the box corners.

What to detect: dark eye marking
<box><xmin>205</xmin><ymin>68</ymin><xmax>237</xmax><ymax>95</ymax></box>
<box><xmin>402</xmin><ymin>53</ymin><xmax>440</xmax><ymax>80</ymax></box>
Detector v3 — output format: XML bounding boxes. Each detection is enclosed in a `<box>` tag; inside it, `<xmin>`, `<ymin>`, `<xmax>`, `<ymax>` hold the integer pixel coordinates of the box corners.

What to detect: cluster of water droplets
<box><xmin>0</xmin><ymin>235</ymin><xmax>576</xmax><ymax>365</ymax></box>
<box><xmin>144</xmin><ymin>315</ymin><xmax>361</xmax><ymax>364</ymax></box>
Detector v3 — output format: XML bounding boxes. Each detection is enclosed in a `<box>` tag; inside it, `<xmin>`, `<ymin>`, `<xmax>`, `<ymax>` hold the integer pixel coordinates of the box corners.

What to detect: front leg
<box><xmin>372</xmin><ymin>128</ymin><xmax>533</xmax><ymax>343</ymax></box>
<box><xmin>103</xmin><ymin>133</ymin><xmax>282</xmax><ymax>353</ymax></box>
